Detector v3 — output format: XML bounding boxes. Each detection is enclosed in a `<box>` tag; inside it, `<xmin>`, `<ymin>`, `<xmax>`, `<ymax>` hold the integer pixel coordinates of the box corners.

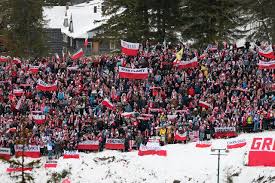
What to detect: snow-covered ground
<box><xmin>1</xmin><ymin>131</ymin><xmax>275</xmax><ymax>183</ymax></box>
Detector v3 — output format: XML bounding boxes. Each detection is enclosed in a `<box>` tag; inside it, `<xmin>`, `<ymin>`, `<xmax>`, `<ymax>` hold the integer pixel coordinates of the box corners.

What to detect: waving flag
<box><xmin>15</xmin><ymin>96</ymin><xmax>23</xmax><ymax>110</ymax></box>
<box><xmin>102</xmin><ymin>98</ymin><xmax>114</xmax><ymax>110</ymax></box>
<box><xmin>36</xmin><ymin>79</ymin><xmax>57</xmax><ymax>92</ymax></box>
<box><xmin>199</xmin><ymin>101</ymin><xmax>212</xmax><ymax>109</ymax></box>
<box><xmin>71</xmin><ymin>48</ymin><xmax>84</xmax><ymax>60</ymax></box>
<box><xmin>12</xmin><ymin>57</ymin><xmax>21</xmax><ymax>65</ymax></box>
<box><xmin>84</xmin><ymin>38</ymin><xmax>88</xmax><ymax>47</ymax></box>
<box><xmin>258</xmin><ymin>60</ymin><xmax>275</xmax><ymax>70</ymax></box>
<box><xmin>174</xmin><ymin>48</ymin><xmax>183</xmax><ymax>63</ymax></box>
<box><xmin>55</xmin><ymin>53</ymin><xmax>60</xmax><ymax>60</ymax></box>
<box><xmin>176</xmin><ymin>57</ymin><xmax>198</xmax><ymax>69</ymax></box>
<box><xmin>29</xmin><ymin>66</ymin><xmax>39</xmax><ymax>74</ymax></box>
<box><xmin>0</xmin><ymin>56</ymin><xmax>9</xmax><ymax>62</ymax></box>
<box><xmin>121</xmin><ymin>40</ymin><xmax>139</xmax><ymax>56</ymax></box>
<box><xmin>13</xmin><ymin>89</ymin><xmax>24</xmax><ymax>97</ymax></box>
<box><xmin>119</xmin><ymin>67</ymin><xmax>148</xmax><ymax>79</ymax></box>
<box><xmin>174</xmin><ymin>131</ymin><xmax>187</xmax><ymax>141</ymax></box>
<box><xmin>256</xmin><ymin>45</ymin><xmax>275</xmax><ymax>59</ymax></box>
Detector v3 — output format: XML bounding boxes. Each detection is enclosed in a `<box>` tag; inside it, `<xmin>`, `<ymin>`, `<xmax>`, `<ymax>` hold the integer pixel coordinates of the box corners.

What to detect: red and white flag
<box><xmin>29</xmin><ymin>66</ymin><xmax>39</xmax><ymax>74</ymax></box>
<box><xmin>105</xmin><ymin>138</ymin><xmax>125</xmax><ymax>150</ymax></box>
<box><xmin>258</xmin><ymin>60</ymin><xmax>275</xmax><ymax>70</ymax></box>
<box><xmin>55</xmin><ymin>53</ymin><xmax>60</xmax><ymax>60</ymax></box>
<box><xmin>12</xmin><ymin>57</ymin><xmax>22</xmax><ymax>65</ymax></box>
<box><xmin>195</xmin><ymin>141</ymin><xmax>212</xmax><ymax>148</ymax></box>
<box><xmin>102</xmin><ymin>98</ymin><xmax>114</xmax><ymax>110</ymax></box>
<box><xmin>15</xmin><ymin>145</ymin><xmax>41</xmax><ymax>158</ymax></box>
<box><xmin>84</xmin><ymin>38</ymin><xmax>88</xmax><ymax>47</ymax></box>
<box><xmin>119</xmin><ymin>67</ymin><xmax>148</xmax><ymax>79</ymax></box>
<box><xmin>227</xmin><ymin>139</ymin><xmax>246</xmax><ymax>149</ymax></box>
<box><xmin>77</xmin><ymin>140</ymin><xmax>99</xmax><ymax>151</ymax></box>
<box><xmin>15</xmin><ymin>96</ymin><xmax>23</xmax><ymax>110</ymax></box>
<box><xmin>0</xmin><ymin>147</ymin><xmax>11</xmax><ymax>160</ymax></box>
<box><xmin>199</xmin><ymin>101</ymin><xmax>212</xmax><ymax>109</ymax></box>
<box><xmin>6</xmin><ymin>167</ymin><xmax>33</xmax><ymax>173</ymax></box>
<box><xmin>174</xmin><ymin>131</ymin><xmax>187</xmax><ymax>141</ymax></box>
<box><xmin>32</xmin><ymin>111</ymin><xmax>46</xmax><ymax>125</ymax></box>
<box><xmin>36</xmin><ymin>79</ymin><xmax>58</xmax><ymax>92</ymax></box>
<box><xmin>0</xmin><ymin>56</ymin><xmax>9</xmax><ymax>62</ymax></box>
<box><xmin>121</xmin><ymin>112</ymin><xmax>138</xmax><ymax>118</ymax></box>
<box><xmin>199</xmin><ymin>53</ymin><xmax>208</xmax><ymax>60</ymax></box>
<box><xmin>256</xmin><ymin>45</ymin><xmax>275</xmax><ymax>59</ymax></box>
<box><xmin>121</xmin><ymin>40</ymin><xmax>139</xmax><ymax>56</ymax></box>
<box><xmin>176</xmin><ymin>57</ymin><xmax>198</xmax><ymax>69</ymax></box>
<box><xmin>67</xmin><ymin>66</ymin><xmax>79</xmax><ymax>70</ymax></box>
<box><xmin>138</xmin><ymin>143</ymin><xmax>167</xmax><ymax>156</ymax></box>
<box><xmin>6</xmin><ymin>127</ymin><xmax>16</xmax><ymax>133</ymax></box>
<box><xmin>44</xmin><ymin>160</ymin><xmax>58</xmax><ymax>168</ymax></box>
<box><xmin>13</xmin><ymin>89</ymin><xmax>24</xmax><ymax>97</ymax></box>
<box><xmin>71</xmin><ymin>48</ymin><xmax>84</xmax><ymax>60</ymax></box>
<box><xmin>63</xmin><ymin>150</ymin><xmax>80</xmax><ymax>159</ymax></box>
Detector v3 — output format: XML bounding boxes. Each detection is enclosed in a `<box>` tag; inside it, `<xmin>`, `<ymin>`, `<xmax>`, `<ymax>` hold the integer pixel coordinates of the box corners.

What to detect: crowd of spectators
<box><xmin>0</xmin><ymin>41</ymin><xmax>274</xmax><ymax>158</ymax></box>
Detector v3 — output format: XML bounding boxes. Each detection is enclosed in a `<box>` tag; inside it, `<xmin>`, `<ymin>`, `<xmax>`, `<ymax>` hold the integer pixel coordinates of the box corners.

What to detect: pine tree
<box><xmin>1</xmin><ymin>0</ymin><xmax>47</xmax><ymax>57</ymax></box>
<box><xmin>101</xmin><ymin>0</ymin><xmax>183</xmax><ymax>43</ymax></box>
<box><xmin>242</xmin><ymin>0</ymin><xmax>275</xmax><ymax>43</ymax></box>
<box><xmin>0</xmin><ymin>118</ymin><xmax>41</xmax><ymax>183</ymax></box>
<box><xmin>181</xmin><ymin>0</ymin><xmax>249</xmax><ymax>48</ymax></box>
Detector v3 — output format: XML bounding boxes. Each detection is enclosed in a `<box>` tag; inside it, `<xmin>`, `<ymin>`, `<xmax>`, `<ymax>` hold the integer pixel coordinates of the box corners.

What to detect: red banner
<box><xmin>121</xmin><ymin>40</ymin><xmax>139</xmax><ymax>56</ymax></box>
<box><xmin>213</xmin><ymin>127</ymin><xmax>237</xmax><ymax>138</ymax></box>
<box><xmin>0</xmin><ymin>147</ymin><xmax>11</xmax><ymax>160</ymax></box>
<box><xmin>119</xmin><ymin>67</ymin><xmax>148</xmax><ymax>80</ymax></box>
<box><xmin>63</xmin><ymin>150</ymin><xmax>80</xmax><ymax>159</ymax></box>
<box><xmin>248</xmin><ymin>137</ymin><xmax>275</xmax><ymax>166</ymax></box>
<box><xmin>15</xmin><ymin>145</ymin><xmax>40</xmax><ymax>158</ymax></box>
<box><xmin>105</xmin><ymin>138</ymin><xmax>125</xmax><ymax>150</ymax></box>
<box><xmin>77</xmin><ymin>140</ymin><xmax>99</xmax><ymax>151</ymax></box>
<box><xmin>227</xmin><ymin>139</ymin><xmax>246</xmax><ymax>149</ymax></box>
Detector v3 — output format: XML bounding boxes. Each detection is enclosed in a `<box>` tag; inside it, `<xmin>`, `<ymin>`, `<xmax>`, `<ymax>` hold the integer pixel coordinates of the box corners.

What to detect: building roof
<box><xmin>43</xmin><ymin>6</ymin><xmax>66</xmax><ymax>29</ymax></box>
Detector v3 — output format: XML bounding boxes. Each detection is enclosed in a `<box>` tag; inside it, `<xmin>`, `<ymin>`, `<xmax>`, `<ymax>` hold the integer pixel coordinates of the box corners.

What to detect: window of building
<box><xmin>94</xmin><ymin>6</ymin><xmax>97</xmax><ymax>13</ymax></box>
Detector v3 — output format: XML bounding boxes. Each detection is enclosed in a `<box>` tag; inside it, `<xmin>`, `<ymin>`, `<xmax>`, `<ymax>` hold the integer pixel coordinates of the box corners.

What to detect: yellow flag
<box><xmin>176</xmin><ymin>48</ymin><xmax>183</xmax><ymax>61</ymax></box>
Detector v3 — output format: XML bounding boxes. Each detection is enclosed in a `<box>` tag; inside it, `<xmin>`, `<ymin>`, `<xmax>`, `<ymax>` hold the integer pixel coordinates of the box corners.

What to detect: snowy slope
<box><xmin>1</xmin><ymin>131</ymin><xmax>275</xmax><ymax>183</ymax></box>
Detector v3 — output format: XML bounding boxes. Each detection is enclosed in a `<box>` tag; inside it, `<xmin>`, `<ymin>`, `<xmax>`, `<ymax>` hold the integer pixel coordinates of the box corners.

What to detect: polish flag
<box><xmin>71</xmin><ymin>48</ymin><xmax>84</xmax><ymax>60</ymax></box>
<box><xmin>67</xmin><ymin>66</ymin><xmax>79</xmax><ymax>70</ymax></box>
<box><xmin>121</xmin><ymin>40</ymin><xmax>139</xmax><ymax>56</ymax></box>
<box><xmin>0</xmin><ymin>56</ymin><xmax>9</xmax><ymax>62</ymax></box>
<box><xmin>0</xmin><ymin>147</ymin><xmax>11</xmax><ymax>160</ymax></box>
<box><xmin>119</xmin><ymin>67</ymin><xmax>148</xmax><ymax>79</ymax></box>
<box><xmin>149</xmin><ymin>108</ymin><xmax>163</xmax><ymax>113</ymax></box>
<box><xmin>12</xmin><ymin>57</ymin><xmax>22</xmax><ymax>65</ymax></box>
<box><xmin>138</xmin><ymin>143</ymin><xmax>167</xmax><ymax>156</ymax></box>
<box><xmin>44</xmin><ymin>160</ymin><xmax>58</xmax><ymax>168</ymax></box>
<box><xmin>6</xmin><ymin>167</ymin><xmax>33</xmax><ymax>173</ymax></box>
<box><xmin>199</xmin><ymin>53</ymin><xmax>208</xmax><ymax>60</ymax></box>
<box><xmin>84</xmin><ymin>38</ymin><xmax>88</xmax><ymax>47</ymax></box>
<box><xmin>227</xmin><ymin>139</ymin><xmax>246</xmax><ymax>149</ymax></box>
<box><xmin>63</xmin><ymin>150</ymin><xmax>80</xmax><ymax>159</ymax></box>
<box><xmin>6</xmin><ymin>127</ymin><xmax>16</xmax><ymax>133</ymax></box>
<box><xmin>199</xmin><ymin>101</ymin><xmax>212</xmax><ymax>109</ymax></box>
<box><xmin>55</xmin><ymin>53</ymin><xmax>60</xmax><ymax>60</ymax></box>
<box><xmin>102</xmin><ymin>98</ymin><xmax>114</xmax><ymax>110</ymax></box>
<box><xmin>29</xmin><ymin>66</ymin><xmax>39</xmax><ymax>74</ymax></box>
<box><xmin>15</xmin><ymin>96</ymin><xmax>23</xmax><ymax>110</ymax></box>
<box><xmin>140</xmin><ymin>114</ymin><xmax>154</xmax><ymax>118</ymax></box>
<box><xmin>32</xmin><ymin>111</ymin><xmax>46</xmax><ymax>125</ymax></box>
<box><xmin>36</xmin><ymin>79</ymin><xmax>58</xmax><ymax>92</ymax></box>
<box><xmin>121</xmin><ymin>112</ymin><xmax>138</xmax><ymax>118</ymax></box>
<box><xmin>256</xmin><ymin>45</ymin><xmax>275</xmax><ymax>59</ymax></box>
<box><xmin>176</xmin><ymin>57</ymin><xmax>198</xmax><ymax>69</ymax></box>
<box><xmin>174</xmin><ymin>131</ymin><xmax>187</xmax><ymax>141</ymax></box>
<box><xmin>13</xmin><ymin>89</ymin><xmax>24</xmax><ymax>97</ymax></box>
<box><xmin>195</xmin><ymin>141</ymin><xmax>212</xmax><ymax>148</ymax></box>
<box><xmin>258</xmin><ymin>60</ymin><xmax>275</xmax><ymax>70</ymax></box>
